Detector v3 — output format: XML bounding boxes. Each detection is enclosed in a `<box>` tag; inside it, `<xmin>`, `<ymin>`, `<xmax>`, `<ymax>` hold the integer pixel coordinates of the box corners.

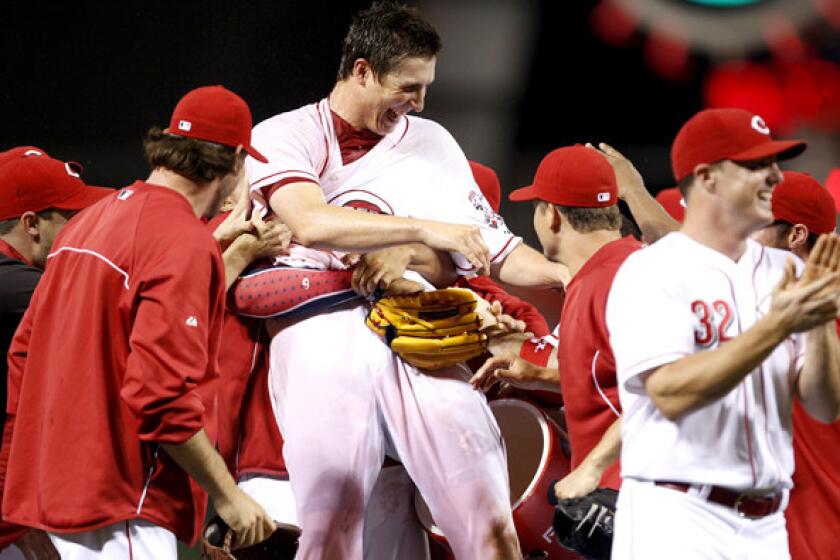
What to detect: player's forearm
<box><xmin>404</xmin><ymin>243</ymin><xmax>458</xmax><ymax>288</ymax></box>
<box><xmin>645</xmin><ymin>314</ymin><xmax>789</xmax><ymax>420</ymax></box>
<box><xmin>798</xmin><ymin>323</ymin><xmax>840</xmax><ymax>423</ymax></box>
<box><xmin>277</xmin><ymin>203</ymin><xmax>435</xmax><ymax>252</ymax></box>
<box><xmin>489</xmin><ymin>332</ymin><xmax>559</xmax><ymax>370</ymax></box>
<box><xmin>582</xmin><ymin>417</ymin><xmax>621</xmax><ymax>472</ymax></box>
<box><xmin>492</xmin><ymin>243</ymin><xmax>569</xmax><ymax>288</ymax></box>
<box><xmin>161</xmin><ymin>429</ymin><xmax>239</xmax><ymax>502</ymax></box>
<box><xmin>622</xmin><ymin>186</ymin><xmax>680</xmax><ymax>244</ymax></box>
<box><xmin>221</xmin><ymin>236</ymin><xmax>258</xmax><ymax>291</ymax></box>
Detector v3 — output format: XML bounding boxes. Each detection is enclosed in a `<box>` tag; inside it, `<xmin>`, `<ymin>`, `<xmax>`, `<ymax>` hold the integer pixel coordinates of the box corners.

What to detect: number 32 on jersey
<box><xmin>691</xmin><ymin>300</ymin><xmax>734</xmax><ymax>347</ymax></box>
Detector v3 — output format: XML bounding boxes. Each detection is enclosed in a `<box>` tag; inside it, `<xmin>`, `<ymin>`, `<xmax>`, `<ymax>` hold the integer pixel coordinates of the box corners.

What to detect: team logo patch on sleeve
<box><xmin>185</xmin><ymin>315</ymin><xmax>199</xmax><ymax>328</ymax></box>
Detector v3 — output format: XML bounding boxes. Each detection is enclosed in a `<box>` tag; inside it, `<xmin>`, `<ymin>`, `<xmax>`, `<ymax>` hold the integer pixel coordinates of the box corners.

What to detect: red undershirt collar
<box><xmin>0</xmin><ymin>239</ymin><xmax>34</xmax><ymax>266</ymax></box>
<box><xmin>331</xmin><ymin>111</ymin><xmax>383</xmax><ymax>166</ymax></box>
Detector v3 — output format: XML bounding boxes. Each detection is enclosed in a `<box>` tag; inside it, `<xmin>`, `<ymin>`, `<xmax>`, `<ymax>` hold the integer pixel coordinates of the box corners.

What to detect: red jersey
<box><xmin>786</xmin><ymin>321</ymin><xmax>840</xmax><ymax>560</ymax></box>
<box><xmin>204</xmin><ymin>213</ymin><xmax>286</xmax><ymax>479</ymax></box>
<box><xmin>3</xmin><ymin>182</ymin><xmax>225</xmax><ymax>544</ymax></box>
<box><xmin>557</xmin><ymin>236</ymin><xmax>642</xmax><ymax>490</ymax></box>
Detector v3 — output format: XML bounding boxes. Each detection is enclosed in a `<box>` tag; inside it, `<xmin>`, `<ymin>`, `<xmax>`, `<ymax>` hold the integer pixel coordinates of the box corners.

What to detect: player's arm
<box><xmin>797</xmin><ymin>322</ymin><xmax>840</xmax><ymax>422</ymax></box>
<box><xmin>590</xmin><ymin>143</ymin><xmax>679</xmax><ymax>243</ymax></box>
<box><xmin>351</xmin><ymin>243</ymin><xmax>457</xmax><ymax>296</ymax></box>
<box><xmin>645</xmin><ymin>257</ymin><xmax>839</xmax><ymax>421</ymax></box>
<box><xmin>161</xmin><ymin>430</ymin><xmax>275</xmax><ymax>547</ymax></box>
<box><xmin>269</xmin><ymin>182</ymin><xmax>490</xmax><ymax>273</ymax></box>
<box><xmin>492</xmin><ymin>243</ymin><xmax>569</xmax><ymax>289</ymax></box>
<box><xmin>554</xmin><ymin>418</ymin><xmax>621</xmax><ymax>500</ymax></box>
<box><xmin>220</xmin><ymin>214</ymin><xmax>292</xmax><ymax>290</ymax></box>
<box><xmin>470</xmin><ymin>332</ymin><xmax>560</xmax><ymax>392</ymax></box>
<box><xmin>469</xmin><ymin>353</ymin><xmax>560</xmax><ymax>393</ymax></box>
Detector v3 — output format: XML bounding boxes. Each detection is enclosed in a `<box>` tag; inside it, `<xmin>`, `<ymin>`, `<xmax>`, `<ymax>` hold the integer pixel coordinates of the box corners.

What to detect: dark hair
<box><xmin>337</xmin><ymin>1</ymin><xmax>442</xmax><ymax>81</ymax></box>
<box><xmin>143</xmin><ymin>127</ymin><xmax>241</xmax><ymax>183</ymax></box>
<box><xmin>556</xmin><ymin>204</ymin><xmax>622</xmax><ymax>233</ymax></box>
<box><xmin>774</xmin><ymin>220</ymin><xmax>820</xmax><ymax>251</ymax></box>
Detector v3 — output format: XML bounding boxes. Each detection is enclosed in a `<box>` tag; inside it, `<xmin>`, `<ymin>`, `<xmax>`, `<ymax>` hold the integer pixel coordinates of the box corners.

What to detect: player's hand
<box><xmin>769</xmin><ymin>255</ymin><xmax>840</xmax><ymax>334</ymax></box>
<box><xmin>14</xmin><ymin>529</ymin><xmax>60</xmax><ymax>560</ymax></box>
<box><xmin>554</xmin><ymin>462</ymin><xmax>604</xmax><ymax>501</ymax></box>
<box><xmin>800</xmin><ymin>233</ymin><xmax>840</xmax><ymax>292</ymax></box>
<box><xmin>475</xmin><ymin>298</ymin><xmax>527</xmax><ymax>335</ymax></box>
<box><xmin>586</xmin><ymin>142</ymin><xmax>645</xmax><ymax>200</ymax></box>
<box><xmin>421</xmin><ymin>222</ymin><xmax>490</xmax><ymax>275</ymax></box>
<box><xmin>213</xmin><ymin>178</ymin><xmax>255</xmax><ymax>245</ymax></box>
<box><xmin>213</xmin><ymin>488</ymin><xmax>277</xmax><ymax>549</ymax></box>
<box><xmin>239</xmin><ymin>213</ymin><xmax>292</xmax><ymax>261</ymax></box>
<box><xmin>470</xmin><ymin>353</ymin><xmax>554</xmax><ymax>392</ymax></box>
<box><xmin>352</xmin><ymin>245</ymin><xmax>414</xmax><ymax>297</ymax></box>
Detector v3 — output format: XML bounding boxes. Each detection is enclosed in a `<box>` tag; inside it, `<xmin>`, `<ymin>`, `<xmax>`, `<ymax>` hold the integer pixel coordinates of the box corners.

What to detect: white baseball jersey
<box><xmin>247</xmin><ymin>98</ymin><xmax>521</xmax><ymax>274</ymax></box>
<box><xmin>606</xmin><ymin>232</ymin><xmax>805</xmax><ymax>491</ymax></box>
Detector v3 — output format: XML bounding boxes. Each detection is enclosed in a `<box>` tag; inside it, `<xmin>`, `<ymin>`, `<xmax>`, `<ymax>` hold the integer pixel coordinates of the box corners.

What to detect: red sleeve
<box><xmin>120</xmin><ymin>241</ymin><xmax>223</xmax><ymax>444</ymax></box>
<box><xmin>458</xmin><ymin>276</ymin><xmax>550</xmax><ymax>337</ymax></box>
<box><xmin>260</xmin><ymin>177</ymin><xmax>319</xmax><ymax>210</ymax></box>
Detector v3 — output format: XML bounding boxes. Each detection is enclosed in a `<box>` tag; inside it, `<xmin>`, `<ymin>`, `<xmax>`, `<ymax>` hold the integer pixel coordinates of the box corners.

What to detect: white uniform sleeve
<box><xmin>419</xmin><ymin>122</ymin><xmax>521</xmax><ymax>274</ymax></box>
<box><xmin>246</xmin><ymin>108</ymin><xmax>328</xmax><ymax>213</ymax></box>
<box><xmin>606</xmin><ymin>251</ymin><xmax>696</xmax><ymax>394</ymax></box>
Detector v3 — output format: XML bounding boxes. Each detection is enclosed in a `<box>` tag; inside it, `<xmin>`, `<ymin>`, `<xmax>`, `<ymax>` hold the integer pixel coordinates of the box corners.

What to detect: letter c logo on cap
<box><xmin>751</xmin><ymin>115</ymin><xmax>771</xmax><ymax>135</ymax></box>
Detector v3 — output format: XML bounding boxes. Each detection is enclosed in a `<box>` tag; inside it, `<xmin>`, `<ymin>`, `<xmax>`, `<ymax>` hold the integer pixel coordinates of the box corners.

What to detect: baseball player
<box><xmin>0</xmin><ymin>148</ymin><xmax>111</xmax><ymax>560</ymax></box>
<box><xmin>245</xmin><ymin>3</ymin><xmax>568</xmax><ymax>558</ymax></box>
<box><xmin>751</xmin><ymin>171</ymin><xmax>840</xmax><ymax>560</ymax></box>
<box><xmin>2</xmin><ymin>86</ymin><xmax>275</xmax><ymax>559</ymax></box>
<box><xmin>607</xmin><ymin>108</ymin><xmax>840</xmax><ymax>559</ymax></box>
<box><xmin>508</xmin><ymin>145</ymin><xmax>642</xmax><ymax>499</ymax></box>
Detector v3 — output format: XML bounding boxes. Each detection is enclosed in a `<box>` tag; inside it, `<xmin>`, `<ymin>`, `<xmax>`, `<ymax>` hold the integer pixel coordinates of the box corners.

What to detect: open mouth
<box><xmin>757</xmin><ymin>189</ymin><xmax>773</xmax><ymax>203</ymax></box>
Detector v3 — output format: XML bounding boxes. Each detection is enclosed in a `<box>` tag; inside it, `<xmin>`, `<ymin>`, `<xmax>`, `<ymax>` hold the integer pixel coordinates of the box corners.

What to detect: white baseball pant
<box><xmin>268</xmin><ymin>304</ymin><xmax>516</xmax><ymax>560</ymax></box>
<box><xmin>612</xmin><ymin>478</ymin><xmax>790</xmax><ymax>560</ymax></box>
<box><xmin>47</xmin><ymin>519</ymin><xmax>176</xmax><ymax>559</ymax></box>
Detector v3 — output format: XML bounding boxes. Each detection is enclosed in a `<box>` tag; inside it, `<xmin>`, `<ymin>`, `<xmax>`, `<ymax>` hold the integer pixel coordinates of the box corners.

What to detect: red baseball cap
<box><xmin>166</xmin><ymin>86</ymin><xmax>267</xmax><ymax>163</ymax></box>
<box><xmin>0</xmin><ymin>146</ymin><xmax>49</xmax><ymax>165</ymax></box>
<box><xmin>655</xmin><ymin>187</ymin><xmax>686</xmax><ymax>223</ymax></box>
<box><xmin>772</xmin><ymin>171</ymin><xmax>836</xmax><ymax>235</ymax></box>
<box><xmin>469</xmin><ymin>160</ymin><xmax>501</xmax><ymax>213</ymax></box>
<box><xmin>0</xmin><ymin>151</ymin><xmax>112</xmax><ymax>220</ymax></box>
<box><xmin>509</xmin><ymin>145</ymin><xmax>617</xmax><ymax>207</ymax></box>
<box><xmin>671</xmin><ymin>108</ymin><xmax>806</xmax><ymax>182</ymax></box>
<box><xmin>826</xmin><ymin>169</ymin><xmax>840</xmax><ymax>213</ymax></box>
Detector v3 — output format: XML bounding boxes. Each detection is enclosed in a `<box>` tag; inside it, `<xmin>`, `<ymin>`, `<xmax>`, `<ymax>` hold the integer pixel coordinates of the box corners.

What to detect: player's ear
<box><xmin>353</xmin><ymin>59</ymin><xmax>373</xmax><ymax>85</ymax></box>
<box><xmin>550</xmin><ymin>204</ymin><xmax>562</xmax><ymax>233</ymax></box>
<box><xmin>788</xmin><ymin>224</ymin><xmax>809</xmax><ymax>251</ymax></box>
<box><xmin>693</xmin><ymin>163</ymin><xmax>715</xmax><ymax>194</ymax></box>
<box><xmin>19</xmin><ymin>211</ymin><xmax>40</xmax><ymax>240</ymax></box>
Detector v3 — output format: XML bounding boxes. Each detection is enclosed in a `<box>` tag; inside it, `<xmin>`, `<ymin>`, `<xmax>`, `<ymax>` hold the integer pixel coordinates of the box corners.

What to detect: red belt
<box><xmin>654</xmin><ymin>481</ymin><xmax>783</xmax><ymax>519</ymax></box>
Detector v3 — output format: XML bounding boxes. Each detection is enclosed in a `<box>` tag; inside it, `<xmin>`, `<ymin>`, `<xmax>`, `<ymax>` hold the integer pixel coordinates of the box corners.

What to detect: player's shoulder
<box><xmin>404</xmin><ymin>114</ymin><xmax>458</xmax><ymax>144</ymax></box>
<box><xmin>252</xmin><ymin>101</ymin><xmax>322</xmax><ymax>141</ymax></box>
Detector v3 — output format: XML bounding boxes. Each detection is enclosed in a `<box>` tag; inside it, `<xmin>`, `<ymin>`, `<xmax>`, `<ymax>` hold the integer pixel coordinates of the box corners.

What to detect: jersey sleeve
<box><xmin>120</xmin><ymin>238</ymin><xmax>223</xmax><ymax>444</ymax></box>
<box><xmin>606</xmin><ymin>252</ymin><xmax>696</xmax><ymax>395</ymax></box>
<box><xmin>247</xmin><ymin>110</ymin><xmax>327</xmax><ymax>213</ymax></box>
<box><xmin>417</xmin><ymin>122</ymin><xmax>521</xmax><ymax>273</ymax></box>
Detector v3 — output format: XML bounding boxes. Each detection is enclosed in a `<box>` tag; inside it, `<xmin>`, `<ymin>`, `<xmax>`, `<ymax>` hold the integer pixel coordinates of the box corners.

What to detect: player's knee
<box><xmin>486</xmin><ymin>516</ymin><xmax>521</xmax><ymax>560</ymax></box>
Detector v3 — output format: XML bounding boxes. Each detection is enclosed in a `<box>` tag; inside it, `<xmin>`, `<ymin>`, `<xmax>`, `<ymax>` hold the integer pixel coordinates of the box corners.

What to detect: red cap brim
<box><xmin>53</xmin><ymin>185</ymin><xmax>113</xmax><ymax>212</ymax></box>
<box><xmin>729</xmin><ymin>139</ymin><xmax>807</xmax><ymax>165</ymax></box>
<box><xmin>246</xmin><ymin>145</ymin><xmax>268</xmax><ymax>164</ymax></box>
<box><xmin>509</xmin><ymin>184</ymin><xmax>540</xmax><ymax>202</ymax></box>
